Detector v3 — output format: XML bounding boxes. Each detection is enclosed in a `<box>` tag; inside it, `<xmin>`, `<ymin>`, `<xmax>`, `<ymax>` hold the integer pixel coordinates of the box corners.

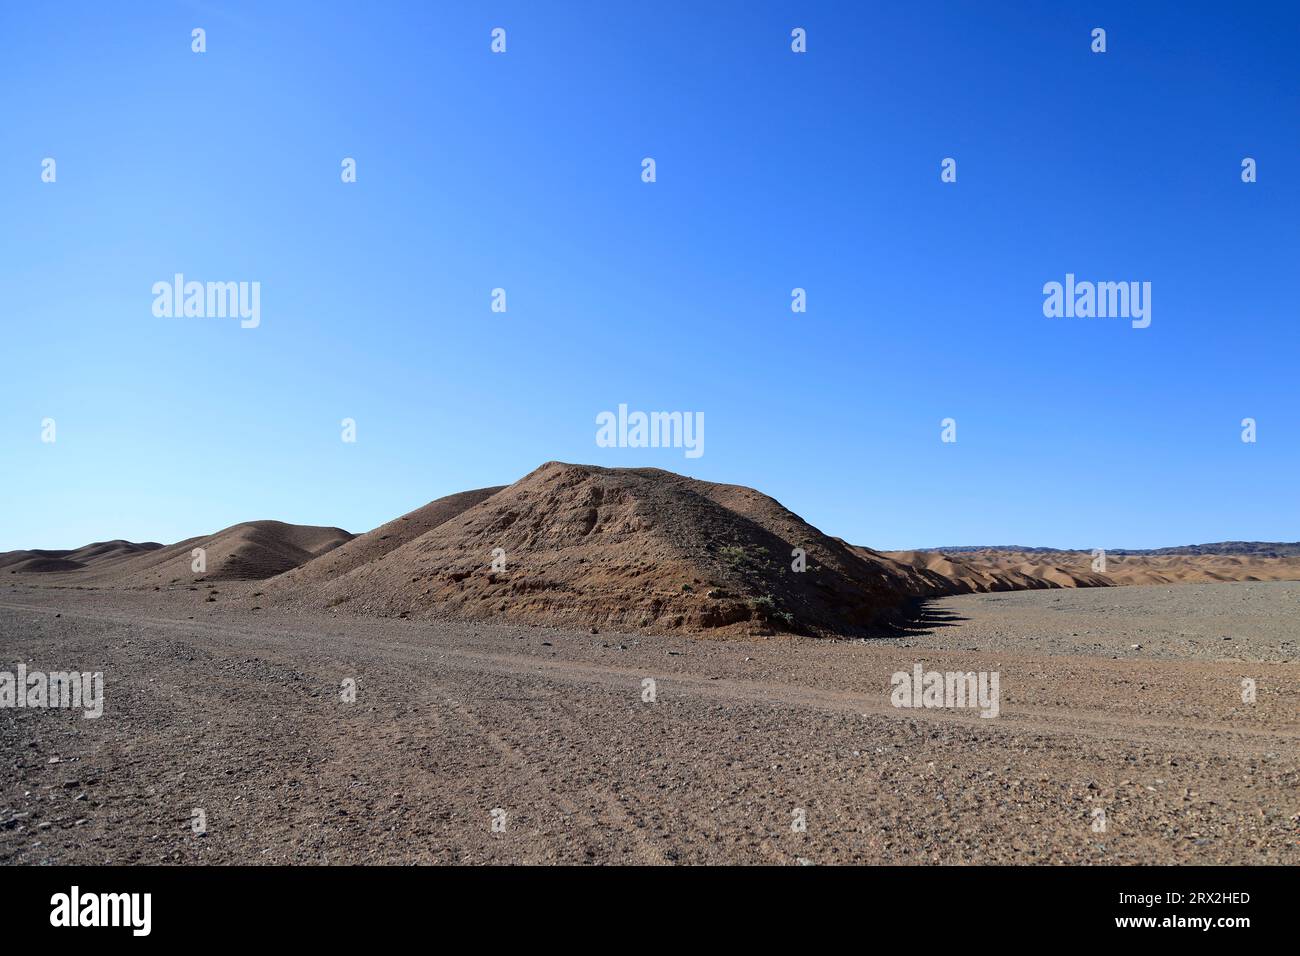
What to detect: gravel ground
<box><xmin>1</xmin><ymin>580</ymin><xmax>1296</xmax><ymax>865</ymax></box>
<box><xmin>896</xmin><ymin>581</ymin><xmax>1300</xmax><ymax>662</ymax></box>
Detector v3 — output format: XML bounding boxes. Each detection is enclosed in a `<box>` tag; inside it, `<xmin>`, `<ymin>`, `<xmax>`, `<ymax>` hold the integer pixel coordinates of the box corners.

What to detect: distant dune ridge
<box><xmin>4</xmin><ymin>521</ymin><xmax>352</xmax><ymax>586</ymax></box>
<box><xmin>0</xmin><ymin>539</ymin><xmax>163</xmax><ymax>574</ymax></box>
<box><xmin>890</xmin><ymin>547</ymin><xmax>1300</xmax><ymax>589</ymax></box>
<box><xmin>926</xmin><ymin>542</ymin><xmax>1300</xmax><ymax>557</ymax></box>
<box><xmin>864</xmin><ymin>548</ymin><xmax>1111</xmax><ymax>595</ymax></box>
<box><xmin>5</xmin><ymin>462</ymin><xmax>1300</xmax><ymax>636</ymax></box>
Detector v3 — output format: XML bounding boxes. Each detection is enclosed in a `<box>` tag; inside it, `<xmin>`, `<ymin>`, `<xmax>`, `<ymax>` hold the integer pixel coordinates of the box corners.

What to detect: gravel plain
<box><xmin>1</xmin><ymin>580</ymin><xmax>1296</xmax><ymax>865</ymax></box>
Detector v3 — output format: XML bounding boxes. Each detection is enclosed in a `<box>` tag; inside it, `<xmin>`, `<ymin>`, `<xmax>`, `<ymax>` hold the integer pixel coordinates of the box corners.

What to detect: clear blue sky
<box><xmin>2</xmin><ymin>1</ymin><xmax>1297</xmax><ymax>552</ymax></box>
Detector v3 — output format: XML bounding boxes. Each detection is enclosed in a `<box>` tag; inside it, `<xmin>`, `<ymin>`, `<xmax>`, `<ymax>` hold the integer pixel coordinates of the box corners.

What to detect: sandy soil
<box><xmin>1</xmin><ymin>580</ymin><xmax>1295</xmax><ymax>865</ymax></box>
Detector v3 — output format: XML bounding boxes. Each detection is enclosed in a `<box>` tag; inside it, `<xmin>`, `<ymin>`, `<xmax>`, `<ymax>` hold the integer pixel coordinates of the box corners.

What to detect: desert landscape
<box><xmin>2</xmin><ymin>462</ymin><xmax>1296</xmax><ymax>865</ymax></box>
<box><xmin>7</xmin><ymin>3</ymin><xmax>1297</xmax><ymax>939</ymax></box>
<box><xmin>7</xmin><ymin>462</ymin><xmax>1300</xmax><ymax>633</ymax></box>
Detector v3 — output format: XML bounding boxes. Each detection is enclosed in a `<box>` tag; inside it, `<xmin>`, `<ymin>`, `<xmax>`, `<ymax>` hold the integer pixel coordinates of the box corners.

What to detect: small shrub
<box><xmin>719</xmin><ymin>545</ymin><xmax>749</xmax><ymax>567</ymax></box>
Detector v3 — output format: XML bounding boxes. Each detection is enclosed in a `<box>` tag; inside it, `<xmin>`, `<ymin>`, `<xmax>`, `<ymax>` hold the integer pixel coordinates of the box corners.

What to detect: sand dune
<box><xmin>3</xmin><ymin>522</ymin><xmax>351</xmax><ymax>585</ymax></box>
<box><xmin>922</xmin><ymin>547</ymin><xmax>1300</xmax><ymax>589</ymax></box>
<box><xmin>66</xmin><ymin>539</ymin><xmax>165</xmax><ymax>563</ymax></box>
<box><xmin>0</xmin><ymin>550</ymin><xmax>73</xmax><ymax>572</ymax></box>
<box><xmin>4</xmin><ymin>557</ymin><xmax>88</xmax><ymax>573</ymax></box>
<box><xmin>0</xmin><ymin>539</ymin><xmax>161</xmax><ymax>573</ymax></box>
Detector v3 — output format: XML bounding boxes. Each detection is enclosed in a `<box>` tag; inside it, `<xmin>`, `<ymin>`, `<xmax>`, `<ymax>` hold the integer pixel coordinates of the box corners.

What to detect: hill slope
<box><xmin>271</xmin><ymin>487</ymin><xmax>505</xmax><ymax>590</ymax></box>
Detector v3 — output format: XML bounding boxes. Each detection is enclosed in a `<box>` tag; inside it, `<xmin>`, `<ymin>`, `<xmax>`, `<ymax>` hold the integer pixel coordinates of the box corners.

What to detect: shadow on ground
<box><xmin>878</xmin><ymin>599</ymin><xmax>968</xmax><ymax>638</ymax></box>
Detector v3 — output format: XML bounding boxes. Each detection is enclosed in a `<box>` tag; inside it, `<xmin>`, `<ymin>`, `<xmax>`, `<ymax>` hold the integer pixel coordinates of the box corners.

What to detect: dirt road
<box><xmin>1</xmin><ymin>582</ymin><xmax>1296</xmax><ymax>864</ymax></box>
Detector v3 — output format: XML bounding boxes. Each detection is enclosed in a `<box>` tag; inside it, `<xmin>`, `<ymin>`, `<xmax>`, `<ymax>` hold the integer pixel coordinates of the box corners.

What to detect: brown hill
<box><xmin>1</xmin><ymin>550</ymin><xmax>72</xmax><ymax>572</ymax></box>
<box><xmin>6</xmin><ymin>522</ymin><xmax>352</xmax><ymax>586</ymax></box>
<box><xmin>1</xmin><ymin>540</ymin><xmax>163</xmax><ymax>574</ymax></box>
<box><xmin>5</xmin><ymin>557</ymin><xmax>87</xmax><ymax>574</ymax></box>
<box><xmin>67</xmin><ymin>539</ymin><xmax>165</xmax><ymax>563</ymax></box>
<box><xmin>265</xmin><ymin>462</ymin><xmax>916</xmax><ymax>637</ymax></box>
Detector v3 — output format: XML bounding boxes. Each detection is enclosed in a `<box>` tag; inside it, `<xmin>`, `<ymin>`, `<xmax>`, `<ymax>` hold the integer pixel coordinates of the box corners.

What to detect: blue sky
<box><xmin>2</xmin><ymin>1</ymin><xmax>1297</xmax><ymax>552</ymax></box>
